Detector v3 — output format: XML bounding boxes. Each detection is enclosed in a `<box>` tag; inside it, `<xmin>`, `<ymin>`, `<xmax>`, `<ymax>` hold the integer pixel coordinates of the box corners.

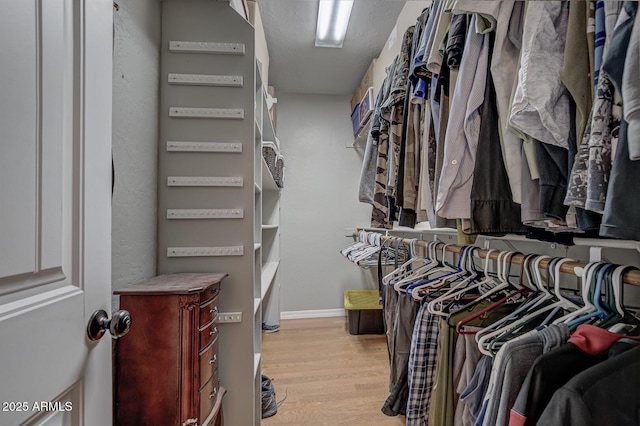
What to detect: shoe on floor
<box><xmin>261</xmin><ymin>374</ymin><xmax>274</xmax><ymax>392</ymax></box>
<box><xmin>261</xmin><ymin>388</ymin><xmax>278</xmax><ymax>419</ymax></box>
<box><xmin>262</xmin><ymin>323</ymin><xmax>280</xmax><ymax>333</ymax></box>
<box><xmin>261</xmin><ymin>373</ymin><xmax>277</xmax><ymax>418</ymax></box>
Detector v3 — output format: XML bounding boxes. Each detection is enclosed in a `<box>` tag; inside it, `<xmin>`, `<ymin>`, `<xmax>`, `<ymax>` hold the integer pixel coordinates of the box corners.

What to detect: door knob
<box><xmin>87</xmin><ymin>309</ymin><xmax>131</xmax><ymax>341</ymax></box>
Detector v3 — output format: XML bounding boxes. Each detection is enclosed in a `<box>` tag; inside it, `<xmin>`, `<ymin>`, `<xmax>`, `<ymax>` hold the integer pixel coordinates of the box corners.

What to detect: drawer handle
<box><xmin>210</xmin><ymin>327</ymin><xmax>218</xmax><ymax>336</ymax></box>
<box><xmin>209</xmin><ymin>354</ymin><xmax>217</xmax><ymax>365</ymax></box>
<box><xmin>210</xmin><ymin>307</ymin><xmax>218</xmax><ymax>315</ymax></box>
<box><xmin>209</xmin><ymin>388</ymin><xmax>218</xmax><ymax>399</ymax></box>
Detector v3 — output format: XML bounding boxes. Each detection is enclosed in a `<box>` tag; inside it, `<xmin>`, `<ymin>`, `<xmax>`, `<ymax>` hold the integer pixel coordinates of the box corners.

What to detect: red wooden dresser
<box><xmin>114</xmin><ymin>273</ymin><xmax>227</xmax><ymax>426</ymax></box>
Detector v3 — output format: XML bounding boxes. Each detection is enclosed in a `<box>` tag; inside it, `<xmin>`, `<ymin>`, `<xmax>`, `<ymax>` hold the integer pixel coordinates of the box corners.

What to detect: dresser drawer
<box><xmin>199</xmin><ymin>369</ymin><xmax>220</xmax><ymax>423</ymax></box>
<box><xmin>199</xmin><ymin>295</ymin><xmax>219</xmax><ymax>327</ymax></box>
<box><xmin>200</xmin><ymin>282</ymin><xmax>221</xmax><ymax>308</ymax></box>
<box><xmin>199</xmin><ymin>318</ymin><xmax>219</xmax><ymax>350</ymax></box>
<box><xmin>198</xmin><ymin>336</ymin><xmax>219</xmax><ymax>388</ymax></box>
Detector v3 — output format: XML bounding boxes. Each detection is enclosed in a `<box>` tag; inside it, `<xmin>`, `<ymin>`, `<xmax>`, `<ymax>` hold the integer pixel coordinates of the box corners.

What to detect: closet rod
<box><xmin>370</xmin><ymin>233</ymin><xmax>640</xmax><ymax>287</ymax></box>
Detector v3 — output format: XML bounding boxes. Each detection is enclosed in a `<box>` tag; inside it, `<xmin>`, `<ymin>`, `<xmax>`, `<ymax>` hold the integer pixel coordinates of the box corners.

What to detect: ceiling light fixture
<box><xmin>315</xmin><ymin>0</ymin><xmax>354</xmax><ymax>48</ymax></box>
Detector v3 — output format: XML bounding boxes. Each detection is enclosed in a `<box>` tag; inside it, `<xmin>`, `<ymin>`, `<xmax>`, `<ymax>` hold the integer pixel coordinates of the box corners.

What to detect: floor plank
<box><xmin>261</xmin><ymin>317</ymin><xmax>406</xmax><ymax>425</ymax></box>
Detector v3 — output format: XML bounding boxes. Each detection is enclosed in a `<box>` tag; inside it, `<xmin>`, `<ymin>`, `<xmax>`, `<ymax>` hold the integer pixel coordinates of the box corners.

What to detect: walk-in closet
<box><xmin>105</xmin><ymin>1</ymin><xmax>640</xmax><ymax>426</ymax></box>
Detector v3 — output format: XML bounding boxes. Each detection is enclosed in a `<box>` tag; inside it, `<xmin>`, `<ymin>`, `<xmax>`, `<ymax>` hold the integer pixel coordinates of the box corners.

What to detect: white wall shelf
<box><xmin>255</xmin><ymin>119</ymin><xmax>262</xmax><ymax>139</ymax></box>
<box><xmin>261</xmin><ymin>261</ymin><xmax>279</xmax><ymax>299</ymax></box>
<box><xmin>253</xmin><ymin>353</ymin><xmax>261</xmax><ymax>379</ymax></box>
<box><xmin>262</xmin><ymin>158</ymin><xmax>278</xmax><ymax>191</ymax></box>
<box><xmin>262</xmin><ymin>94</ymin><xmax>276</xmax><ymax>143</ymax></box>
<box><xmin>352</xmin><ymin>125</ymin><xmax>368</xmax><ymax>147</ymax></box>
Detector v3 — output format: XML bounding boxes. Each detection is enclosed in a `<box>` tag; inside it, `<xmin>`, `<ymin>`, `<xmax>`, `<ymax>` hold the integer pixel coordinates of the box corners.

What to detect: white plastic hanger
<box><xmin>390</xmin><ymin>244</ymin><xmax>441</xmax><ymax>291</ymax></box>
<box><xmin>477</xmin><ymin>257</ymin><xmax>580</xmax><ymax>356</ymax></box>
<box><xmin>610</xmin><ymin>265</ymin><xmax>628</xmax><ymax>318</ymax></box>
<box><xmin>552</xmin><ymin>262</ymin><xmax>600</xmax><ymax>324</ymax></box>
<box><xmin>473</xmin><ymin>255</ymin><xmax>551</xmax><ymax>345</ymax></box>
<box><xmin>383</xmin><ymin>240</ymin><xmax>436</xmax><ymax>286</ymax></box>
<box><xmin>426</xmin><ymin>249</ymin><xmax>500</xmax><ymax>315</ymax></box>
<box><xmin>394</xmin><ymin>243</ymin><xmax>457</xmax><ymax>292</ymax></box>
<box><xmin>411</xmin><ymin>246</ymin><xmax>478</xmax><ymax>302</ymax></box>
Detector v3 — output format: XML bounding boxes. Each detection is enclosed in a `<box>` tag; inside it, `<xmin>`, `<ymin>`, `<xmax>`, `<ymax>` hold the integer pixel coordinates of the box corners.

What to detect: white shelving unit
<box><xmin>260</xmin><ymin>139</ymin><xmax>281</xmax><ymax>333</ymax></box>
<box><xmin>157</xmin><ymin>2</ymin><xmax>280</xmax><ymax>425</ymax></box>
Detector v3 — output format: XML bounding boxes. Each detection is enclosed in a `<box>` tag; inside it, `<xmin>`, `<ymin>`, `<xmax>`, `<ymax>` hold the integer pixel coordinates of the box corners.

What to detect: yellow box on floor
<box><xmin>344</xmin><ymin>290</ymin><xmax>384</xmax><ymax>335</ymax></box>
<box><xmin>344</xmin><ymin>290</ymin><xmax>382</xmax><ymax>310</ymax></box>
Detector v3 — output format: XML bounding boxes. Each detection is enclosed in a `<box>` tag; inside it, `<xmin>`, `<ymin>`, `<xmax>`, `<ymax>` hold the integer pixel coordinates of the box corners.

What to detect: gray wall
<box><xmin>275</xmin><ymin>91</ymin><xmax>640</xmax><ymax>314</ymax></box>
<box><xmin>277</xmin><ymin>92</ymin><xmax>375</xmax><ymax>312</ymax></box>
<box><xmin>111</xmin><ymin>0</ymin><xmax>161</xmax><ymax>305</ymax></box>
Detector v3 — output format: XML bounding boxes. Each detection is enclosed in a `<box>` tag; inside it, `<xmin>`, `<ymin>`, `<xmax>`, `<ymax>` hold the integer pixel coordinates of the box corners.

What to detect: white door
<box><xmin>0</xmin><ymin>0</ymin><xmax>113</xmax><ymax>425</ymax></box>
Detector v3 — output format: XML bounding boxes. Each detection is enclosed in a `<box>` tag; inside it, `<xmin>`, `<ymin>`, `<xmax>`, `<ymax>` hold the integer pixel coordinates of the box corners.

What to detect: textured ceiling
<box><xmin>257</xmin><ymin>0</ymin><xmax>407</xmax><ymax>95</ymax></box>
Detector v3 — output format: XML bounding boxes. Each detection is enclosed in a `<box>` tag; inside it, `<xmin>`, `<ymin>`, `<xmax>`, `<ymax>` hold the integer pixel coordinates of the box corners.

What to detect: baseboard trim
<box><xmin>281</xmin><ymin>309</ymin><xmax>346</xmax><ymax>320</ymax></box>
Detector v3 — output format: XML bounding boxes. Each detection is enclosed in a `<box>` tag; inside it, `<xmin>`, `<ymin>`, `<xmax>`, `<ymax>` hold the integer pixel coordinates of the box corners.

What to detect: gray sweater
<box><xmin>480</xmin><ymin>324</ymin><xmax>570</xmax><ymax>426</ymax></box>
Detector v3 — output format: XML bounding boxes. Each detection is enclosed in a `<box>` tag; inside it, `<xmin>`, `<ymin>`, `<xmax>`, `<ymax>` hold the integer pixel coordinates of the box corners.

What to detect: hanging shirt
<box><xmin>584</xmin><ymin>74</ymin><xmax>621</xmax><ymax>214</ymax></box>
<box><xmin>360</xmin><ymin>68</ymin><xmax>395</xmax><ymax>205</ymax></box>
<box><xmin>593</xmin><ymin>1</ymin><xmax>606</xmax><ymax>92</ymax></box>
<box><xmin>460</xmin><ymin>356</ymin><xmax>493</xmax><ymax>425</ymax></box>
<box><xmin>490</xmin><ymin>0</ymin><xmax>523</xmax><ymax>205</ymax></box>
<box><xmin>566</xmin><ymin>4</ymin><xmax>631</xmax><ymax>213</ymax></box>
<box><xmin>600</xmin><ymin>2</ymin><xmax>640</xmax><ymax>241</ymax></box>
<box><xmin>451</xmin><ymin>0</ymin><xmax>500</xmax><ymax>34</ymax></box>
<box><xmin>604</xmin><ymin>1</ymin><xmax>623</xmax><ymax>52</ymax></box>
<box><xmin>445</xmin><ymin>13</ymin><xmax>469</xmax><ymax>69</ymax></box>
<box><xmin>426</xmin><ymin>4</ymin><xmax>451</xmax><ymax>75</ymax></box>
<box><xmin>436</xmin><ymin>15</ymin><xmax>489</xmax><ymax>220</ymax></box>
<box><xmin>413</xmin><ymin>2</ymin><xmax>440</xmax><ymax>82</ymax></box>
<box><xmin>409</xmin><ymin>7</ymin><xmax>432</xmax><ymax>83</ymax></box>
<box><xmin>371</xmin><ymin>58</ymin><xmax>399</xmax><ymax>229</ymax></box>
<box><xmin>624</xmin><ymin>7</ymin><xmax>640</xmax><ymax>160</ymax></box>
<box><xmin>535</xmin><ymin>346</ymin><xmax>640</xmax><ymax>426</ymax></box>
<box><xmin>480</xmin><ymin>324</ymin><xmax>570</xmax><ymax>426</ymax></box>
<box><xmin>382</xmin><ymin>26</ymin><xmax>414</xmax><ymax>215</ymax></box>
<box><xmin>509</xmin><ymin>1</ymin><xmax>571</xmax><ymax>150</ymax></box>
<box><xmin>561</xmin><ymin>0</ymin><xmax>593</xmax><ymax>154</ymax></box>
<box><xmin>453</xmin><ymin>330</ymin><xmax>484</xmax><ymax>426</ymax></box>
<box><xmin>470</xmin><ymin>35</ymin><xmax>528</xmax><ymax>235</ymax></box>
<box><xmin>509</xmin><ymin>325</ymin><xmax>640</xmax><ymax>426</ymax></box>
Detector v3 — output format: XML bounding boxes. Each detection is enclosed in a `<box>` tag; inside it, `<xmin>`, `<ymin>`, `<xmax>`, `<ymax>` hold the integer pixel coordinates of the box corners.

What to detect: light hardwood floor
<box><xmin>261</xmin><ymin>317</ymin><xmax>406</xmax><ymax>426</ymax></box>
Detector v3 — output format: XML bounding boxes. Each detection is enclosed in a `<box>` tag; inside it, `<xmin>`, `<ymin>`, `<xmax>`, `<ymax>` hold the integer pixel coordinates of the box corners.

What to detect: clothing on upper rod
<box><xmin>358</xmin><ymin>0</ymin><xmax>640</xmax><ymax>243</ymax></box>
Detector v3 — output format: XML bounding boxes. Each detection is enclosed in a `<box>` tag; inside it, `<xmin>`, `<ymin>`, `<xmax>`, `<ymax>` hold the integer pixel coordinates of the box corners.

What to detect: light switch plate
<box><xmin>218</xmin><ymin>312</ymin><xmax>242</xmax><ymax>323</ymax></box>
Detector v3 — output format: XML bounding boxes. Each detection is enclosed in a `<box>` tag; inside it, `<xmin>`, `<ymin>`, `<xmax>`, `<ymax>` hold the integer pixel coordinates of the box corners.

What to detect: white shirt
<box><xmin>509</xmin><ymin>1</ymin><xmax>571</xmax><ymax>149</ymax></box>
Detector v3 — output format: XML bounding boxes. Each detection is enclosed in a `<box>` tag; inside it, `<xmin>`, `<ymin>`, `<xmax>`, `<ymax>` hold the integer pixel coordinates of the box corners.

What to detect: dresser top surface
<box><xmin>114</xmin><ymin>272</ymin><xmax>228</xmax><ymax>295</ymax></box>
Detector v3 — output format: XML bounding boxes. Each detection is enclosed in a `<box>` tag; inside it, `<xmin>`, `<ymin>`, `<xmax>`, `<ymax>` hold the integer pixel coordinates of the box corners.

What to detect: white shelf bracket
<box><xmin>167</xmin><ymin>246</ymin><xmax>245</xmax><ymax>257</ymax></box>
<box><xmin>169</xmin><ymin>41</ymin><xmax>245</xmax><ymax>55</ymax></box>
<box><xmin>167</xmin><ymin>176</ymin><xmax>244</xmax><ymax>187</ymax></box>
<box><xmin>166</xmin><ymin>141</ymin><xmax>242</xmax><ymax>153</ymax></box>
